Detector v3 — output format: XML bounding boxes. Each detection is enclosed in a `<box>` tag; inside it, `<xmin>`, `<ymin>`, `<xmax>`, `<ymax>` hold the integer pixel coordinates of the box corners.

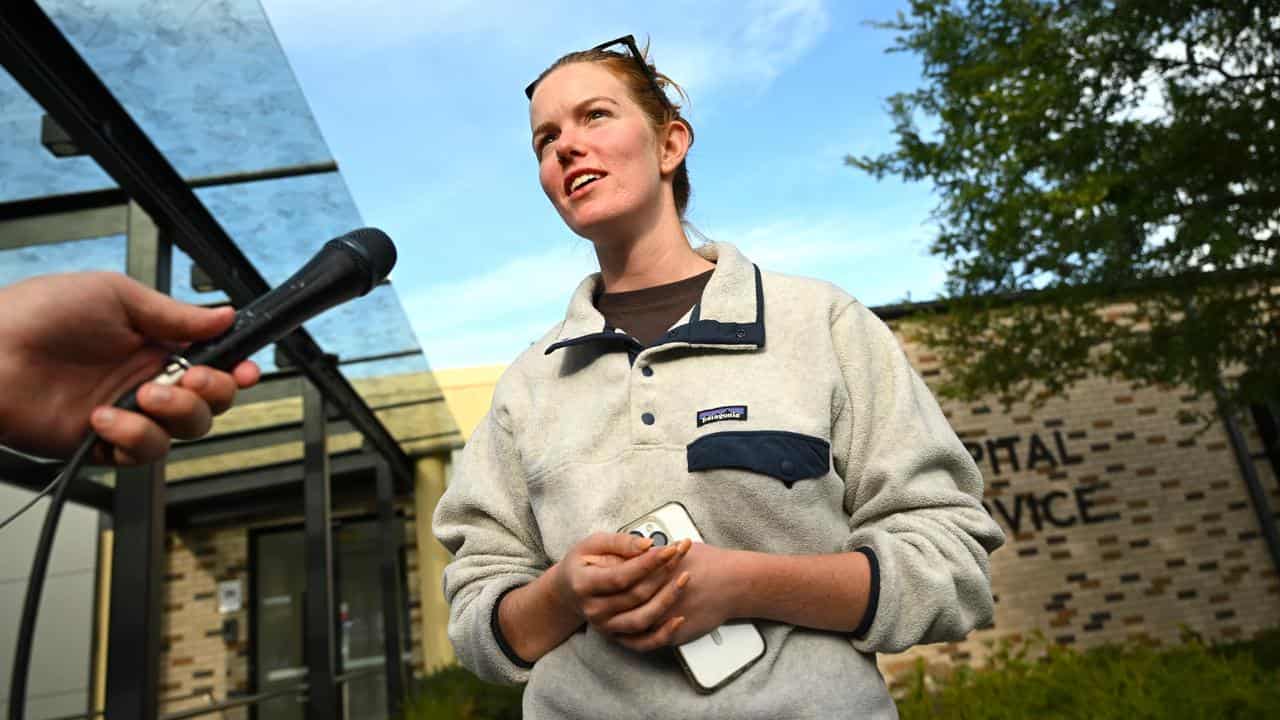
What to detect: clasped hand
<box><xmin>554</xmin><ymin>532</ymin><xmax>738</xmax><ymax>652</ymax></box>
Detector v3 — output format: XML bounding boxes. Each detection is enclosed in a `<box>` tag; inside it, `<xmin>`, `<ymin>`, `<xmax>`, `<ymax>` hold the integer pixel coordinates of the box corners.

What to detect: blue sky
<box><xmin>258</xmin><ymin>0</ymin><xmax>946</xmax><ymax>370</ymax></box>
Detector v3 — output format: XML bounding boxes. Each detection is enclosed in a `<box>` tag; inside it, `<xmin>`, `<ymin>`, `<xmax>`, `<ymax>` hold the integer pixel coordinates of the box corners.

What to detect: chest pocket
<box><xmin>686</xmin><ymin>430</ymin><xmax>830</xmax><ymax>488</ymax></box>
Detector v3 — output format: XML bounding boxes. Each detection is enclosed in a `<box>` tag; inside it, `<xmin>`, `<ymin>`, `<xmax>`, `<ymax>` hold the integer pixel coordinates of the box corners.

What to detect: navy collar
<box><xmin>545</xmin><ymin>242</ymin><xmax>765</xmax><ymax>356</ymax></box>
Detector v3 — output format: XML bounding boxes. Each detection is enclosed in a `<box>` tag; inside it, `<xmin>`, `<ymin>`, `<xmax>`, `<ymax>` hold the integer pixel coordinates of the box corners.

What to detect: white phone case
<box><xmin>619</xmin><ymin>502</ymin><xmax>766</xmax><ymax>693</ymax></box>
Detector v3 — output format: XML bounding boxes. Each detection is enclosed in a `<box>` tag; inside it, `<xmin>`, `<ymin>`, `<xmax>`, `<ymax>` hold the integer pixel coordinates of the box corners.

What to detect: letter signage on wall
<box><xmin>968</xmin><ymin>430</ymin><xmax>1120</xmax><ymax>533</ymax></box>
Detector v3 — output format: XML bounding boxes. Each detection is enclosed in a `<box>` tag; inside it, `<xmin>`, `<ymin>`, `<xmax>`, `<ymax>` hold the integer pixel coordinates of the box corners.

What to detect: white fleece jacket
<box><xmin>433</xmin><ymin>242</ymin><xmax>1005</xmax><ymax>719</ymax></box>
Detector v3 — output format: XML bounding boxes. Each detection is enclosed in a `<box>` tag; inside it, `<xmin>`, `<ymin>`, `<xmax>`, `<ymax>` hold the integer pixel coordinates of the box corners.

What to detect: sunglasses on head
<box><xmin>525</xmin><ymin>34</ymin><xmax>673</xmax><ymax>111</ymax></box>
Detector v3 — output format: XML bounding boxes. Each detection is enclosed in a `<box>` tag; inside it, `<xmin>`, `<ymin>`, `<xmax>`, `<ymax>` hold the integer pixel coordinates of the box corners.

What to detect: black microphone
<box><xmin>115</xmin><ymin>226</ymin><xmax>396</xmax><ymax>411</ymax></box>
<box><xmin>6</xmin><ymin>227</ymin><xmax>397</xmax><ymax>720</ymax></box>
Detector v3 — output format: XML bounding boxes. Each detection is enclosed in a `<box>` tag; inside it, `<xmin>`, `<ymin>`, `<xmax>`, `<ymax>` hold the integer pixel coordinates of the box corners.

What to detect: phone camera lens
<box><xmin>649</xmin><ymin>531</ymin><xmax>668</xmax><ymax>547</ymax></box>
<box><xmin>629</xmin><ymin>530</ymin><xmax>645</xmax><ymax>538</ymax></box>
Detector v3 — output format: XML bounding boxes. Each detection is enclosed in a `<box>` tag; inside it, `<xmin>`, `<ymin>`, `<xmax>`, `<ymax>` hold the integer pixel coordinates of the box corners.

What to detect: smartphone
<box><xmin>619</xmin><ymin>502</ymin><xmax>766</xmax><ymax>693</ymax></box>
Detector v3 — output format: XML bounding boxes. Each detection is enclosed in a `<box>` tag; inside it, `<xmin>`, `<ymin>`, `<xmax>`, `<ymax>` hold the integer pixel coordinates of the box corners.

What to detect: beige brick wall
<box><xmin>155</xmin><ymin>498</ymin><xmax>430</xmax><ymax>716</ymax></box>
<box><xmin>875</xmin><ymin>322</ymin><xmax>1280</xmax><ymax>687</ymax></box>
<box><xmin>147</xmin><ymin>333</ymin><xmax>1280</xmax><ymax>699</ymax></box>
<box><xmin>158</xmin><ymin>528</ymin><xmax>250</xmax><ymax>720</ymax></box>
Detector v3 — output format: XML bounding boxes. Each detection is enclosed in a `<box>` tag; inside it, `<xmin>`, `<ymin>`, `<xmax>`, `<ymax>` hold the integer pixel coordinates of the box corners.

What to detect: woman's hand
<box><xmin>554</xmin><ymin>532</ymin><xmax>692</xmax><ymax>640</ymax></box>
<box><xmin>611</xmin><ymin>541</ymin><xmax>740</xmax><ymax>653</ymax></box>
<box><xmin>612</xmin><ymin>547</ymin><xmax>876</xmax><ymax>653</ymax></box>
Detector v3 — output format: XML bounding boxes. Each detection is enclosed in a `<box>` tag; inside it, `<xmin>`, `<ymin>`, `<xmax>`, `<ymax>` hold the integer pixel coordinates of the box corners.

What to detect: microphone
<box><xmin>7</xmin><ymin>227</ymin><xmax>396</xmax><ymax>720</ymax></box>
<box><xmin>115</xmin><ymin>226</ymin><xmax>397</xmax><ymax>411</ymax></box>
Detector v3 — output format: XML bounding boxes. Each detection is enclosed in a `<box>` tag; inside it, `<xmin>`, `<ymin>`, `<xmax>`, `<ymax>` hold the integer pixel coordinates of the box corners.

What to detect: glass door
<box><xmin>336</xmin><ymin>522</ymin><xmax>391</xmax><ymax>720</ymax></box>
<box><xmin>253</xmin><ymin>530</ymin><xmax>307</xmax><ymax>720</ymax></box>
<box><xmin>252</xmin><ymin>520</ymin><xmax>407</xmax><ymax>720</ymax></box>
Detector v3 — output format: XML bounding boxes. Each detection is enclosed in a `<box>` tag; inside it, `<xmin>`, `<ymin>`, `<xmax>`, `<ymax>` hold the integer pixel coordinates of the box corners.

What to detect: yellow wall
<box><xmin>432</xmin><ymin>364</ymin><xmax>507</xmax><ymax>441</ymax></box>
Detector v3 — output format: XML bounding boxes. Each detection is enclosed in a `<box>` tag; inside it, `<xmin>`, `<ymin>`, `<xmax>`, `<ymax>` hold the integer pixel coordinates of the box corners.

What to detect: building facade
<box><xmin>879</xmin><ymin>317</ymin><xmax>1280</xmax><ymax>685</ymax></box>
<box><xmin>410</xmin><ymin>318</ymin><xmax>1280</xmax><ymax>693</ymax></box>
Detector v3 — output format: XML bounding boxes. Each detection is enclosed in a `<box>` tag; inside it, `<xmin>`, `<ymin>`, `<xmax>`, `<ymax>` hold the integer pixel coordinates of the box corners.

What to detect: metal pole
<box><xmin>105</xmin><ymin>201</ymin><xmax>171</xmax><ymax>719</ymax></box>
<box><xmin>375</xmin><ymin>460</ymin><xmax>406</xmax><ymax>716</ymax></box>
<box><xmin>1184</xmin><ymin>296</ymin><xmax>1280</xmax><ymax>579</ymax></box>
<box><xmin>1217</xmin><ymin>398</ymin><xmax>1280</xmax><ymax>578</ymax></box>
<box><xmin>302</xmin><ymin>375</ymin><xmax>338</xmax><ymax>720</ymax></box>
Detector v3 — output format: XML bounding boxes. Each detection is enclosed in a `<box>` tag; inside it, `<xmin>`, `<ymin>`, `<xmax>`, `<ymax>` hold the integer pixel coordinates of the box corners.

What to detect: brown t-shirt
<box><xmin>594</xmin><ymin>270</ymin><xmax>714</xmax><ymax>346</ymax></box>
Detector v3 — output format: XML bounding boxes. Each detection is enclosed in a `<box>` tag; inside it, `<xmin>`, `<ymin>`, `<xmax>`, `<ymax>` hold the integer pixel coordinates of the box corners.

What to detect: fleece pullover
<box><xmin>432</xmin><ymin>241</ymin><xmax>1006</xmax><ymax>719</ymax></box>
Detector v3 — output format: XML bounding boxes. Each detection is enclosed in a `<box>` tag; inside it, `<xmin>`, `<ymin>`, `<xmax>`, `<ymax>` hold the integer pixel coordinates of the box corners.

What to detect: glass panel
<box><xmin>0</xmin><ymin>65</ymin><xmax>113</xmax><ymax>202</ymax></box>
<box><xmin>187</xmin><ymin>171</ymin><xmax>427</xmax><ymax>375</ymax></box>
<box><xmin>0</xmin><ymin>234</ymin><xmax>126</xmax><ymax>287</ymax></box>
<box><xmin>3</xmin><ymin>0</ymin><xmax>335</xmax><ymax>205</ymax></box>
<box><xmin>252</xmin><ymin>522</ymin><xmax>407</xmax><ymax>720</ymax></box>
<box><xmin>253</xmin><ymin>529</ymin><xmax>306</xmax><ymax>720</ymax></box>
<box><xmin>336</xmin><ymin>521</ymin><xmax>403</xmax><ymax>720</ymax></box>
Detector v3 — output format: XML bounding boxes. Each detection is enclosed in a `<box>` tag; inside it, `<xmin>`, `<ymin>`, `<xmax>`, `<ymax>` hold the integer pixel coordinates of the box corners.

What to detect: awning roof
<box><xmin>1</xmin><ymin>0</ymin><xmax>427</xmax><ymax>379</ymax></box>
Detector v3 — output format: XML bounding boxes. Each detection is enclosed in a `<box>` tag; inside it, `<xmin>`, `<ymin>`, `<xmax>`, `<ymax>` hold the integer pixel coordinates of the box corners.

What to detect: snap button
<box><xmin>641</xmin><ymin>366</ymin><xmax>654</xmax><ymax>377</ymax></box>
<box><xmin>641</xmin><ymin>412</ymin><xmax>656</xmax><ymax>425</ymax></box>
<box><xmin>735</xmin><ymin>329</ymin><xmax>747</xmax><ymax>339</ymax></box>
<box><xmin>780</xmin><ymin>459</ymin><xmax>795</xmax><ymax>476</ymax></box>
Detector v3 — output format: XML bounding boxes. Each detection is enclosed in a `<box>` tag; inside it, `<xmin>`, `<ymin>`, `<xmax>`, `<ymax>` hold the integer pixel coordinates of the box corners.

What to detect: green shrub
<box><xmin>400</xmin><ymin>665</ymin><xmax>523</xmax><ymax>720</ymax></box>
<box><xmin>400</xmin><ymin>631</ymin><xmax>1280</xmax><ymax>719</ymax></box>
<box><xmin>896</xmin><ymin>630</ymin><xmax>1280</xmax><ymax>720</ymax></box>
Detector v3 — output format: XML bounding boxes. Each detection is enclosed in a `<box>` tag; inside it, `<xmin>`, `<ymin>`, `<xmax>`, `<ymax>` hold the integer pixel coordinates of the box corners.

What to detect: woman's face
<box><xmin>529</xmin><ymin>62</ymin><xmax>670</xmax><ymax>240</ymax></box>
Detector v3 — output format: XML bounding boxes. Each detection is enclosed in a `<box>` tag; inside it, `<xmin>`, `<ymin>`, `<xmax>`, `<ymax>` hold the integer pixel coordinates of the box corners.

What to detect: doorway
<box><xmin>251</xmin><ymin>519</ymin><xmax>408</xmax><ymax>719</ymax></box>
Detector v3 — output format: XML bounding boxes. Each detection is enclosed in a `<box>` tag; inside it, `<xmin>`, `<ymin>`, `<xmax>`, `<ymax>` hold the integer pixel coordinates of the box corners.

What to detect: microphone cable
<box><xmin>7</xmin><ymin>431</ymin><xmax>97</xmax><ymax>720</ymax></box>
<box><xmin>0</xmin><ymin>473</ymin><xmax>61</xmax><ymax>531</ymax></box>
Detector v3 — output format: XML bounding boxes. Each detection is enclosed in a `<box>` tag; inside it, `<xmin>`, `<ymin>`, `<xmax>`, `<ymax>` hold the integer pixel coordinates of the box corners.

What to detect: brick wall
<box><xmin>875</xmin><ymin>322</ymin><xmax>1280</xmax><ymax>687</ymax></box>
<box><xmin>155</xmin><ymin>500</ymin><xmax>425</xmax><ymax>716</ymax></box>
<box><xmin>149</xmin><ymin>332</ymin><xmax>1280</xmax><ymax>698</ymax></box>
<box><xmin>158</xmin><ymin>528</ymin><xmax>250</xmax><ymax>720</ymax></box>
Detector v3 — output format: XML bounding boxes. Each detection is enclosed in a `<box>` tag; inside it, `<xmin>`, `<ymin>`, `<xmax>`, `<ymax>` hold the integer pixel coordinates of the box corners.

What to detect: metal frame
<box><xmin>0</xmin><ymin>3</ymin><xmax>430</xmax><ymax>718</ymax></box>
<box><xmin>105</xmin><ymin>203</ymin><xmax>171</xmax><ymax>719</ymax></box>
<box><xmin>376</xmin><ymin>460</ymin><xmax>407</xmax><ymax>716</ymax></box>
<box><xmin>1217</xmin><ymin>398</ymin><xmax>1280</xmax><ymax>577</ymax></box>
<box><xmin>302</xmin><ymin>376</ymin><xmax>339</xmax><ymax>719</ymax></box>
<box><xmin>1251</xmin><ymin>401</ymin><xmax>1280</xmax><ymax>486</ymax></box>
<box><xmin>0</xmin><ymin>0</ymin><xmax>414</xmax><ymax>492</ymax></box>
<box><xmin>0</xmin><ymin>162</ymin><xmax>338</xmax><ymax>251</ymax></box>
<box><xmin>246</xmin><ymin>508</ymin><xmax>413</xmax><ymax>720</ymax></box>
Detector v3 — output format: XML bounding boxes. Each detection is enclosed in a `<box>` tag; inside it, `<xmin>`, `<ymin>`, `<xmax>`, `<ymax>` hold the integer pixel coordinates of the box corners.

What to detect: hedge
<box><xmin>401</xmin><ymin>629</ymin><xmax>1280</xmax><ymax>719</ymax></box>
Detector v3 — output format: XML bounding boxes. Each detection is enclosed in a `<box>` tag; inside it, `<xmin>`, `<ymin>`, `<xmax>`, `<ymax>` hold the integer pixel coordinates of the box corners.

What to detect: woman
<box><xmin>433</xmin><ymin>36</ymin><xmax>1004</xmax><ymax>718</ymax></box>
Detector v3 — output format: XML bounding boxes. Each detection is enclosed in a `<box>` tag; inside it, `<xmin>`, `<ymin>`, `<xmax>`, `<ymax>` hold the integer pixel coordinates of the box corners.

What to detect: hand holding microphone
<box><xmin>0</xmin><ymin>272</ymin><xmax>260</xmax><ymax>463</ymax></box>
<box><xmin>0</xmin><ymin>227</ymin><xmax>395</xmax><ymax>464</ymax></box>
<box><xmin>6</xmin><ymin>228</ymin><xmax>397</xmax><ymax>720</ymax></box>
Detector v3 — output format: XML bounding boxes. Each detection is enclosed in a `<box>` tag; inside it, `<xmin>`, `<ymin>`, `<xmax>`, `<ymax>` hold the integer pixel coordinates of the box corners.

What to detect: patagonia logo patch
<box><xmin>696</xmin><ymin>405</ymin><xmax>748</xmax><ymax>427</ymax></box>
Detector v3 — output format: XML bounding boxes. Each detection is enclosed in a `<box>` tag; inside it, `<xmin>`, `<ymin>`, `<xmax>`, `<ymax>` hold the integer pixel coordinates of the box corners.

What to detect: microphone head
<box><xmin>330</xmin><ymin>227</ymin><xmax>397</xmax><ymax>293</ymax></box>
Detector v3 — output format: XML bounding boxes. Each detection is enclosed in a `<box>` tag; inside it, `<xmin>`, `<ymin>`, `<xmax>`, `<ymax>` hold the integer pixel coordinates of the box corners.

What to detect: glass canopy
<box><xmin>0</xmin><ymin>0</ymin><xmax>428</xmax><ymax>378</ymax></box>
<box><xmin>1</xmin><ymin>0</ymin><xmax>333</xmax><ymax>203</ymax></box>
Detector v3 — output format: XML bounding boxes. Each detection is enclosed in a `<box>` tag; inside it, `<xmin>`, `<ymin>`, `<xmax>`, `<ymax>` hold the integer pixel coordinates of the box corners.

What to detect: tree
<box><xmin>851</xmin><ymin>0</ymin><xmax>1279</xmax><ymax>413</ymax></box>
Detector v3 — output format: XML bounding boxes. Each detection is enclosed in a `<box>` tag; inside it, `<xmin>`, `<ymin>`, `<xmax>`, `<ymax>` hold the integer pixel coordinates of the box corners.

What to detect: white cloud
<box><xmin>704</xmin><ymin>210</ymin><xmax>948</xmax><ymax>305</ymax></box>
<box><xmin>422</xmin><ymin>317</ymin><xmax>564</xmax><ymax>370</ymax></box>
<box><xmin>655</xmin><ymin>0</ymin><xmax>828</xmax><ymax>100</ymax></box>
<box><xmin>259</xmin><ymin>0</ymin><xmax>533</xmax><ymax>48</ymax></box>
<box><xmin>402</xmin><ymin>240</ymin><xmax>598</xmax><ymax>335</ymax></box>
<box><xmin>410</xmin><ymin>207</ymin><xmax>947</xmax><ymax>369</ymax></box>
<box><xmin>261</xmin><ymin>0</ymin><xmax>829</xmax><ymax>98</ymax></box>
<box><xmin>705</xmin><ymin>211</ymin><xmax>931</xmax><ymax>274</ymax></box>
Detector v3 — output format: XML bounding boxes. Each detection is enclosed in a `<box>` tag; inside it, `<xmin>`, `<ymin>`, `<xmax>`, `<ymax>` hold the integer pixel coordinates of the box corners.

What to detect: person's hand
<box><xmin>0</xmin><ymin>272</ymin><xmax>260</xmax><ymax>464</ymax></box>
<box><xmin>553</xmin><ymin>532</ymin><xmax>693</xmax><ymax>642</ymax></box>
<box><xmin>611</xmin><ymin>541</ymin><xmax>738</xmax><ymax>653</ymax></box>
